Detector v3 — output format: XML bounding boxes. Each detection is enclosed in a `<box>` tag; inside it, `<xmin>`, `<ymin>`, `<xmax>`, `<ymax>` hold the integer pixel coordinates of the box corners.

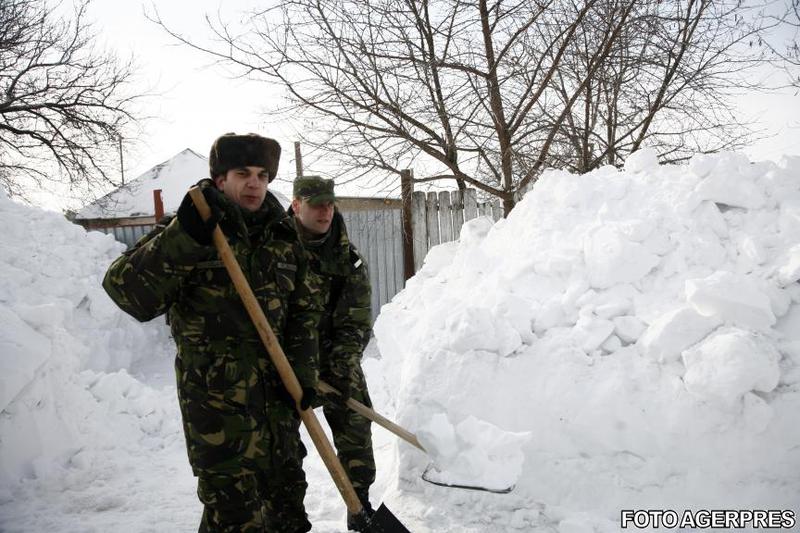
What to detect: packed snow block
<box><xmin>776</xmin><ymin>244</ymin><xmax>800</xmax><ymax>287</ymax></box>
<box><xmin>693</xmin><ymin>201</ymin><xmax>729</xmax><ymax>238</ymax></box>
<box><xmin>0</xmin><ymin>306</ymin><xmax>51</xmax><ymax>411</ymax></box>
<box><xmin>572</xmin><ymin>315</ymin><xmax>615</xmax><ymax>353</ymax></box>
<box><xmin>691</xmin><ymin>153</ymin><xmax>766</xmax><ymax>209</ymax></box>
<box><xmin>612</xmin><ymin>315</ymin><xmax>646</xmax><ymax>344</ymax></box>
<box><xmin>623</xmin><ymin>147</ymin><xmax>659</xmax><ymax>174</ymax></box>
<box><xmin>443</xmin><ymin>306</ymin><xmax>522</xmax><ymax>357</ymax></box>
<box><xmin>637</xmin><ymin>306</ymin><xmax>721</xmax><ymax>363</ymax></box>
<box><xmin>685</xmin><ymin>271</ymin><xmax>776</xmax><ymax>331</ymax></box>
<box><xmin>583</xmin><ymin>224</ymin><xmax>661</xmax><ymax>289</ymax></box>
<box><xmin>682</xmin><ymin>328</ymin><xmax>780</xmax><ymax>405</ymax></box>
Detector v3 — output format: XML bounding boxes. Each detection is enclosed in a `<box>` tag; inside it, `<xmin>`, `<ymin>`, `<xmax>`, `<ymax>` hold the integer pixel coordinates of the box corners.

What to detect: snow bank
<box><xmin>0</xmin><ymin>189</ymin><xmax>174</xmax><ymax>485</ymax></box>
<box><xmin>375</xmin><ymin>150</ymin><xmax>800</xmax><ymax>528</ymax></box>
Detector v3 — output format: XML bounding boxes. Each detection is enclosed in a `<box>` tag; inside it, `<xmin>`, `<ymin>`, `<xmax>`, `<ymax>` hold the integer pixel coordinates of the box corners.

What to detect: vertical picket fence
<box><xmin>409</xmin><ymin>188</ymin><xmax>502</xmax><ymax>272</ymax></box>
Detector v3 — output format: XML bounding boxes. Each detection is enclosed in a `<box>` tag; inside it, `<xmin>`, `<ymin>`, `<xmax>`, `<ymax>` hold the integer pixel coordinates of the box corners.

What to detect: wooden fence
<box><xmin>340</xmin><ymin>209</ymin><xmax>405</xmax><ymax>321</ymax></box>
<box><xmin>407</xmin><ymin>188</ymin><xmax>502</xmax><ymax>272</ymax></box>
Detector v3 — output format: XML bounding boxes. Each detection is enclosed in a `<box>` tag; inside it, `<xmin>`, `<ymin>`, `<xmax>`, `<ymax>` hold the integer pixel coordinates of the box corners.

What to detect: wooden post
<box><xmin>153</xmin><ymin>189</ymin><xmax>164</xmax><ymax>221</ymax></box>
<box><xmin>294</xmin><ymin>142</ymin><xmax>303</xmax><ymax>178</ymax></box>
<box><xmin>400</xmin><ymin>169</ymin><xmax>415</xmax><ymax>282</ymax></box>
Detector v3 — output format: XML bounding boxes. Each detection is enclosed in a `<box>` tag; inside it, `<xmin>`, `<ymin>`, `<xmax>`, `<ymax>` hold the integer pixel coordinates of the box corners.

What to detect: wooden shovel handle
<box><xmin>318</xmin><ymin>380</ymin><xmax>426</xmax><ymax>452</ymax></box>
<box><xmin>188</xmin><ymin>187</ymin><xmax>363</xmax><ymax>515</ymax></box>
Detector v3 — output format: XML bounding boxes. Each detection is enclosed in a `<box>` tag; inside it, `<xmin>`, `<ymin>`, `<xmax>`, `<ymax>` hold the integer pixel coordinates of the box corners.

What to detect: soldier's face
<box><xmin>214</xmin><ymin>166</ymin><xmax>270</xmax><ymax>212</ymax></box>
<box><xmin>292</xmin><ymin>197</ymin><xmax>334</xmax><ymax>236</ymax></box>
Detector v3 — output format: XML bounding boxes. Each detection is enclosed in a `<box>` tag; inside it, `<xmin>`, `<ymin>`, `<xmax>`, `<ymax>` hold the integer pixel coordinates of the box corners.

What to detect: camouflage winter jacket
<box><xmin>103</xmin><ymin>181</ymin><xmax>323</xmax><ymax>417</ymax></box>
<box><xmin>289</xmin><ymin>208</ymin><xmax>372</xmax><ymax>390</ymax></box>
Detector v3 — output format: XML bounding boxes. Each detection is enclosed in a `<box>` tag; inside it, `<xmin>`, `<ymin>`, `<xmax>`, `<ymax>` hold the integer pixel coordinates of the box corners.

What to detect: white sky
<box><xmin>33</xmin><ymin>0</ymin><xmax>800</xmax><ymax>212</ymax></box>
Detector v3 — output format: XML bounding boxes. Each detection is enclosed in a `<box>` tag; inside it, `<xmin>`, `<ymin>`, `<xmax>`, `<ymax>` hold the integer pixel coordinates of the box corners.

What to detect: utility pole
<box><xmin>294</xmin><ymin>142</ymin><xmax>303</xmax><ymax>178</ymax></box>
<box><xmin>119</xmin><ymin>135</ymin><xmax>125</xmax><ymax>185</ymax></box>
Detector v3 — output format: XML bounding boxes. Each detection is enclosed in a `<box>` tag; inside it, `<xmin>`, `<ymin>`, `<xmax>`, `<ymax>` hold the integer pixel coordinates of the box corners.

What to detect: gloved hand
<box><xmin>177</xmin><ymin>186</ymin><xmax>224</xmax><ymax>245</ymax></box>
<box><xmin>299</xmin><ymin>386</ymin><xmax>317</xmax><ymax>411</ymax></box>
<box><xmin>277</xmin><ymin>383</ymin><xmax>317</xmax><ymax>411</ymax></box>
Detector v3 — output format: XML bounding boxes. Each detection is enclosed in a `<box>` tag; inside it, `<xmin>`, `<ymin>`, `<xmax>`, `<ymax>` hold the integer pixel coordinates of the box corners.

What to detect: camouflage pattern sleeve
<box><xmin>282</xmin><ymin>243</ymin><xmax>325</xmax><ymax>389</ymax></box>
<box><xmin>102</xmin><ymin>217</ymin><xmax>212</xmax><ymax>322</ymax></box>
<box><xmin>329</xmin><ymin>250</ymin><xmax>372</xmax><ymax>386</ymax></box>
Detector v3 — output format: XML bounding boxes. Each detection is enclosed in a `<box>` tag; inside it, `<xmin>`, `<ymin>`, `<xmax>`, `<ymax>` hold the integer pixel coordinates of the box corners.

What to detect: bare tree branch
<box><xmin>0</xmin><ymin>0</ymin><xmax>145</xmax><ymax>202</ymax></box>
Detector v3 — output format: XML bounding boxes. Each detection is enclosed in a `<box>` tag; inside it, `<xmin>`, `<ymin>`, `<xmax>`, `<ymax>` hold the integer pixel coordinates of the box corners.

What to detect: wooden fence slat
<box><xmin>379</xmin><ymin>210</ymin><xmax>390</xmax><ymax>306</ymax></box>
<box><xmin>411</xmin><ymin>191</ymin><xmax>428</xmax><ymax>272</ymax></box>
<box><xmin>438</xmin><ymin>191</ymin><xmax>453</xmax><ymax>243</ymax></box>
<box><xmin>492</xmin><ymin>201</ymin><xmax>503</xmax><ymax>221</ymax></box>
<box><xmin>463</xmin><ymin>189</ymin><xmax>478</xmax><ymax>221</ymax></box>
<box><xmin>451</xmin><ymin>190</ymin><xmax>465</xmax><ymax>239</ymax></box>
<box><xmin>368</xmin><ymin>211</ymin><xmax>381</xmax><ymax>317</ymax></box>
<box><xmin>426</xmin><ymin>191</ymin><xmax>440</xmax><ymax>248</ymax></box>
<box><xmin>479</xmin><ymin>202</ymin><xmax>490</xmax><ymax>217</ymax></box>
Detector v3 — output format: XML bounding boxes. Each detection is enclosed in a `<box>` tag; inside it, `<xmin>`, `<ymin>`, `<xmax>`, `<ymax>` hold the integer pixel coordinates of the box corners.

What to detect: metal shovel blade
<box><xmin>421</xmin><ymin>463</ymin><xmax>515</xmax><ymax>494</ymax></box>
<box><xmin>364</xmin><ymin>503</ymin><xmax>411</xmax><ymax>532</ymax></box>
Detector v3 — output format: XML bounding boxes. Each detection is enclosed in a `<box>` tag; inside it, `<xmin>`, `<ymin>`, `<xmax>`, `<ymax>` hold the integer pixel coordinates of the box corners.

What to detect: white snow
<box><xmin>375</xmin><ymin>148</ymin><xmax>800</xmax><ymax>530</ymax></box>
<box><xmin>2</xmin><ymin>148</ymin><xmax>799</xmax><ymax>532</ymax></box>
<box><xmin>685</xmin><ymin>270</ymin><xmax>776</xmax><ymax>331</ymax></box>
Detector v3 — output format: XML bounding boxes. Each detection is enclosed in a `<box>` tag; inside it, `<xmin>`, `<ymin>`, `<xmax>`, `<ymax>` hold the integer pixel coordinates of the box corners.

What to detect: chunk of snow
<box><xmin>682</xmin><ymin>328</ymin><xmax>780</xmax><ymax>404</ymax></box>
<box><xmin>637</xmin><ymin>307</ymin><xmax>721</xmax><ymax>362</ymax></box>
<box><xmin>685</xmin><ymin>271</ymin><xmax>776</xmax><ymax>331</ymax></box>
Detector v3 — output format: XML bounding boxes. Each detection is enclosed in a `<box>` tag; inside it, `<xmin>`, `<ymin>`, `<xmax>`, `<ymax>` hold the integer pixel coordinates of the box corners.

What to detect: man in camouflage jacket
<box><xmin>103</xmin><ymin>133</ymin><xmax>322</xmax><ymax>533</ymax></box>
<box><xmin>288</xmin><ymin>176</ymin><xmax>375</xmax><ymax>532</ymax></box>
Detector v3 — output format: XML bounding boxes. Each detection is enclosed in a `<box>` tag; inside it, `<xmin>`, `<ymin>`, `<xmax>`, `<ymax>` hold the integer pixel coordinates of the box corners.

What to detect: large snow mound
<box><xmin>0</xmin><ymin>189</ymin><xmax>175</xmax><ymax>486</ymax></box>
<box><xmin>375</xmin><ymin>150</ymin><xmax>800</xmax><ymax>529</ymax></box>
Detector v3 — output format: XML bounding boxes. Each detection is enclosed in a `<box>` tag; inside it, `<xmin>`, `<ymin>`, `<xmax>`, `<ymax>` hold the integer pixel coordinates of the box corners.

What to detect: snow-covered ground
<box><xmin>1</xmin><ymin>149</ymin><xmax>799</xmax><ymax>532</ymax></box>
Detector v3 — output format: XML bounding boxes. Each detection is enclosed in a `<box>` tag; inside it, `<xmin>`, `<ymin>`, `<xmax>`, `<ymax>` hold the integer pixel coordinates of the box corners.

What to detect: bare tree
<box><xmin>0</xmin><ymin>0</ymin><xmax>142</xmax><ymax>201</ymax></box>
<box><xmin>547</xmin><ymin>1</ymin><xmax>768</xmax><ymax>174</ymax></box>
<box><xmin>155</xmin><ymin>0</ymin><xmax>769</xmax><ymax>215</ymax></box>
<box><xmin>763</xmin><ymin>0</ymin><xmax>800</xmax><ymax>87</ymax></box>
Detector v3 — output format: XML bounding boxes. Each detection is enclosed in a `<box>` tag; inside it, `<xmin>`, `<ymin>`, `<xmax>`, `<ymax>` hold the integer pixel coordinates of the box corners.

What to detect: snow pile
<box><xmin>375</xmin><ymin>150</ymin><xmax>800</xmax><ymax>529</ymax></box>
<box><xmin>0</xmin><ymin>189</ymin><xmax>174</xmax><ymax>486</ymax></box>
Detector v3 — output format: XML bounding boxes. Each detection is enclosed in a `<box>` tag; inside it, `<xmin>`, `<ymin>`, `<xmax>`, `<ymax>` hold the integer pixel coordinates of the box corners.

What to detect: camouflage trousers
<box><xmin>190</xmin><ymin>399</ymin><xmax>311</xmax><ymax>533</ymax></box>
<box><xmin>319</xmin><ymin>364</ymin><xmax>376</xmax><ymax>491</ymax></box>
<box><xmin>175</xmin><ymin>352</ymin><xmax>311</xmax><ymax>533</ymax></box>
<box><xmin>196</xmin><ymin>468</ymin><xmax>310</xmax><ymax>533</ymax></box>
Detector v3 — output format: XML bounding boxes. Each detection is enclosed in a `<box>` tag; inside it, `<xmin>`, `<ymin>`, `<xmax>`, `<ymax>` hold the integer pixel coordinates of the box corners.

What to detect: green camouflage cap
<box><xmin>293</xmin><ymin>175</ymin><xmax>335</xmax><ymax>205</ymax></box>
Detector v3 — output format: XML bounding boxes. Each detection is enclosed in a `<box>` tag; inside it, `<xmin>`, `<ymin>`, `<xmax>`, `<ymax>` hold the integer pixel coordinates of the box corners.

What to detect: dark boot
<box><xmin>346</xmin><ymin>489</ymin><xmax>374</xmax><ymax>532</ymax></box>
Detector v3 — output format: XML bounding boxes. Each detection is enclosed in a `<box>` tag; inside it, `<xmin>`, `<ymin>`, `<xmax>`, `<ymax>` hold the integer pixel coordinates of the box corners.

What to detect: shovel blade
<box><xmin>365</xmin><ymin>503</ymin><xmax>411</xmax><ymax>533</ymax></box>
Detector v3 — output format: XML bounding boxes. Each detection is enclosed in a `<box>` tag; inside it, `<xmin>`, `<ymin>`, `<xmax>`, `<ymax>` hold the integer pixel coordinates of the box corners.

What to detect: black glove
<box><xmin>299</xmin><ymin>386</ymin><xmax>317</xmax><ymax>411</ymax></box>
<box><xmin>176</xmin><ymin>187</ymin><xmax>224</xmax><ymax>245</ymax></box>
<box><xmin>277</xmin><ymin>383</ymin><xmax>317</xmax><ymax>411</ymax></box>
